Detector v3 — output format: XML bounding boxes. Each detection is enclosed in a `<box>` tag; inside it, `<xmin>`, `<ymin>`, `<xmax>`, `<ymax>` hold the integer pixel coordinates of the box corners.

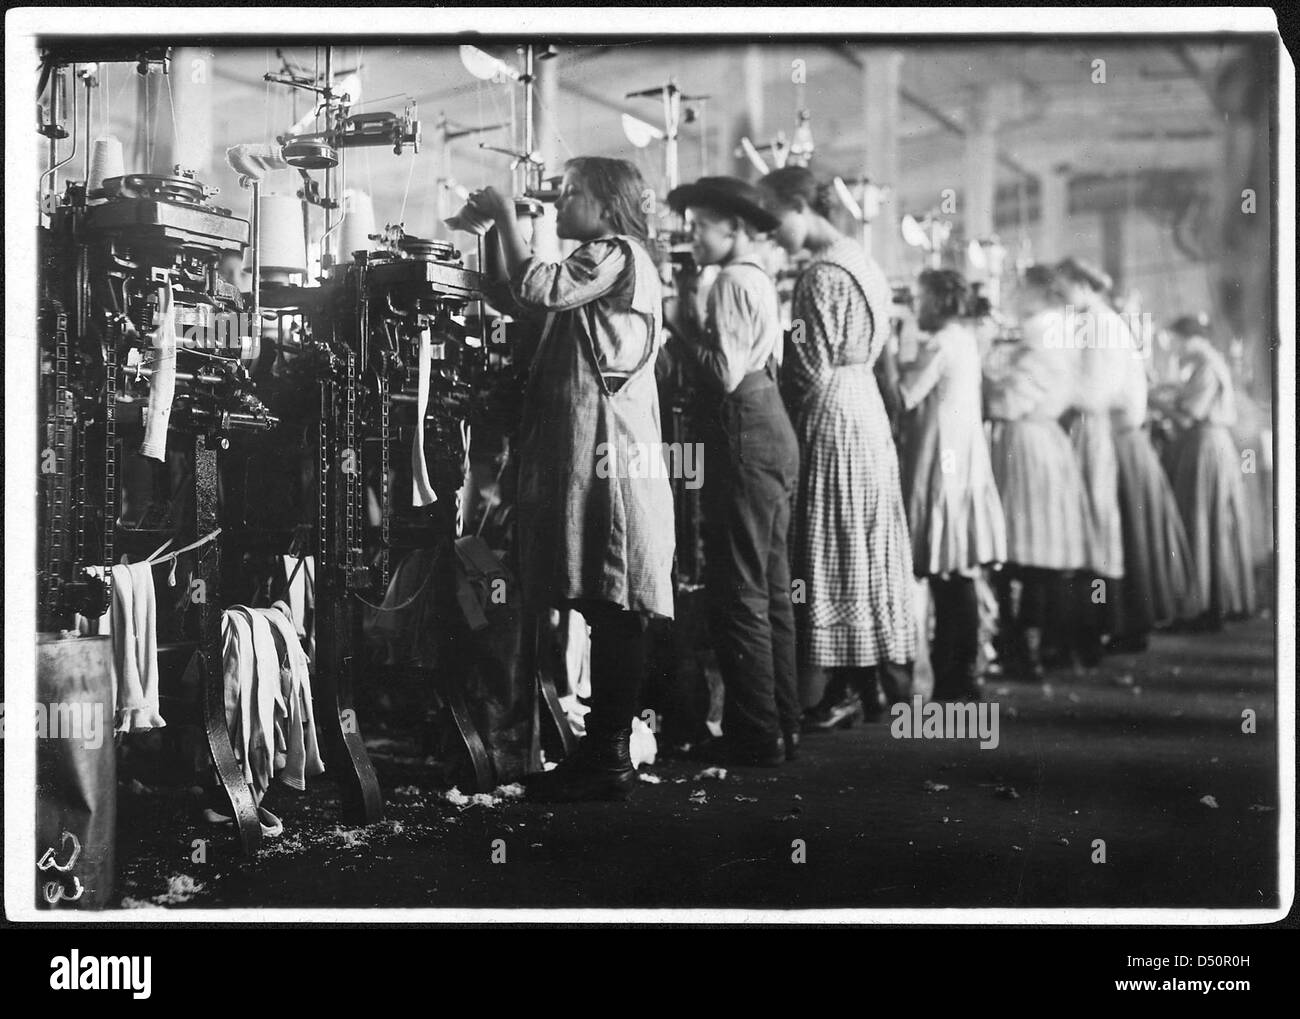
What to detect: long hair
<box><xmin>565</xmin><ymin>156</ymin><xmax>650</xmax><ymax>246</ymax></box>
<box><xmin>759</xmin><ymin>165</ymin><xmax>835</xmax><ymax>219</ymax></box>
<box><xmin>918</xmin><ymin>268</ymin><xmax>970</xmax><ymax>323</ymax></box>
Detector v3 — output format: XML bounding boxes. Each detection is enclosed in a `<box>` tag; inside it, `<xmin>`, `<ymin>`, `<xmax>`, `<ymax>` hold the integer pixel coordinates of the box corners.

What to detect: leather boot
<box><xmin>522</xmin><ymin>727</ymin><xmax>636</xmax><ymax>803</ymax></box>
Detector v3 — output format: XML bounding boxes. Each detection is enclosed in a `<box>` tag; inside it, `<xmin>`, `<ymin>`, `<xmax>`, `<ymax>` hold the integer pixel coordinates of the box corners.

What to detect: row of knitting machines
<box><xmin>35</xmin><ymin>44</ymin><xmax>602</xmax><ymax>854</ymax></box>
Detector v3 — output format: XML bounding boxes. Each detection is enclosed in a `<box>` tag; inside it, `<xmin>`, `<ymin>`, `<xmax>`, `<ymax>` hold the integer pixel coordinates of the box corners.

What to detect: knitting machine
<box><xmin>36</xmin><ymin>43</ymin><xmax>298</xmax><ymax>856</ymax></box>
<box><xmin>39</xmin><ymin>162</ymin><xmax>278</xmax><ymax>628</ymax></box>
<box><xmin>257</xmin><ymin>222</ymin><xmax>495</xmax><ymax>792</ymax></box>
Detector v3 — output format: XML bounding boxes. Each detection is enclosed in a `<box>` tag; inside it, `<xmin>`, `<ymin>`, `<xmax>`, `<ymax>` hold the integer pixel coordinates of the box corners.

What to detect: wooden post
<box><xmin>1039</xmin><ymin>163</ymin><xmax>1071</xmax><ymax>262</ymax></box>
<box><xmin>964</xmin><ymin>85</ymin><xmax>997</xmax><ymax>244</ymax></box>
<box><xmin>863</xmin><ymin>48</ymin><xmax>903</xmax><ymax>275</ymax></box>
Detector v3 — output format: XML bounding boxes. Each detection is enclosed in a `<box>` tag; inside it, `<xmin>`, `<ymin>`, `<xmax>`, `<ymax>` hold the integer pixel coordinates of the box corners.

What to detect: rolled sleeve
<box><xmin>694</xmin><ymin>272</ymin><xmax>759</xmax><ymax>394</ymax></box>
<box><xmin>510</xmin><ymin>238</ymin><xmax>628</xmax><ymax>312</ymax></box>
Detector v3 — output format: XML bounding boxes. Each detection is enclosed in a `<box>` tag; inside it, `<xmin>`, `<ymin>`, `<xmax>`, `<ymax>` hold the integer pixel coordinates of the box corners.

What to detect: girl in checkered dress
<box><xmin>760</xmin><ymin>168</ymin><xmax>917</xmax><ymax>728</ymax></box>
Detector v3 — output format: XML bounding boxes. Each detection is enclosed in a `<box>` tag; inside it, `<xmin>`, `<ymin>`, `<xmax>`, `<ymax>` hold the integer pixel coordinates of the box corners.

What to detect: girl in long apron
<box><xmin>467</xmin><ymin>158</ymin><xmax>675</xmax><ymax>802</ymax></box>
<box><xmin>1054</xmin><ymin>258</ymin><xmax>1128</xmax><ymax>666</ymax></box>
<box><xmin>1165</xmin><ymin>315</ymin><xmax>1257</xmax><ymax>627</ymax></box>
<box><xmin>984</xmin><ymin>266</ymin><xmax>1088</xmax><ymax>680</ymax></box>
<box><xmin>1108</xmin><ymin>328</ymin><xmax>1203</xmax><ymax>649</ymax></box>
<box><xmin>892</xmin><ymin>270</ymin><xmax>1007</xmax><ymax>700</ymax></box>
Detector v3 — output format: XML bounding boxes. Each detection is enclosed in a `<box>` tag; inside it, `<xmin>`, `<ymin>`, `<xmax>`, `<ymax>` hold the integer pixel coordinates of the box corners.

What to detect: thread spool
<box><xmin>258</xmin><ymin>195</ymin><xmax>307</xmax><ymax>284</ymax></box>
<box><xmin>88</xmin><ymin>137</ymin><xmax>125</xmax><ymax>193</ymax></box>
<box><xmin>336</xmin><ymin>189</ymin><xmax>377</xmax><ymax>263</ymax></box>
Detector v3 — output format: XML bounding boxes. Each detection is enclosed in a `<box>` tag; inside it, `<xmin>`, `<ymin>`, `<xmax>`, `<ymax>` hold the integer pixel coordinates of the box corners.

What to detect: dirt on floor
<box><xmin>109</xmin><ymin>615</ymin><xmax>1279</xmax><ymax>912</ymax></box>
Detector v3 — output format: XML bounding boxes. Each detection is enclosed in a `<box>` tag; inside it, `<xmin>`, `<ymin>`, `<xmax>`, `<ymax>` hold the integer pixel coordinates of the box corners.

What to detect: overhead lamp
<box><xmin>967</xmin><ymin>236</ymin><xmax>1008</xmax><ymax>276</ymax></box>
<box><xmin>459</xmin><ymin>45</ymin><xmax>518</xmax><ymax>83</ymax></box>
<box><xmin>738</xmin><ymin>137</ymin><xmax>770</xmax><ymax>175</ymax></box>
<box><xmin>901</xmin><ymin>214</ymin><xmax>930</xmax><ymax>250</ymax></box>
<box><xmin>833</xmin><ymin>177</ymin><xmax>863</xmax><ymax>221</ymax></box>
<box><xmin>621</xmin><ymin>113</ymin><xmax>665</xmax><ymax>149</ymax></box>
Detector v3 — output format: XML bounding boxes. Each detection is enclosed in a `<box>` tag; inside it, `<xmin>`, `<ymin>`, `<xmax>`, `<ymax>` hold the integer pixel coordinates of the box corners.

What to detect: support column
<box><xmin>731</xmin><ymin>46</ymin><xmax>766</xmax><ymax>179</ymax></box>
<box><xmin>743</xmin><ymin>45</ymin><xmax>766</xmax><ymax>141</ymax></box>
<box><xmin>531</xmin><ymin>55</ymin><xmax>561</xmax><ymax>261</ymax></box>
<box><xmin>963</xmin><ymin>86</ymin><xmax>997</xmax><ymax>243</ymax></box>
<box><xmin>1038</xmin><ymin>163</ymin><xmax>1071</xmax><ymax>262</ymax></box>
<box><xmin>862</xmin><ymin>48</ymin><xmax>903</xmax><ymax>275</ymax></box>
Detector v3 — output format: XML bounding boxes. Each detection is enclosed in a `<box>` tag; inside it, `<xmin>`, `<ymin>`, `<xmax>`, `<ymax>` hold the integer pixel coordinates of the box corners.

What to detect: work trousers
<box><xmin>701</xmin><ymin>374</ymin><xmax>801</xmax><ymax>747</ymax></box>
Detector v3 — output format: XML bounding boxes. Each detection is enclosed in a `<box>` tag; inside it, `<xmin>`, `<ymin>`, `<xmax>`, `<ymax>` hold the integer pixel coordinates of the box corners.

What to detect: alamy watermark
<box><xmin>50</xmin><ymin>951</ymin><xmax>151</xmax><ymax>998</ymax></box>
<box><xmin>1041</xmin><ymin>306</ymin><xmax>1152</xmax><ymax>357</ymax></box>
<box><xmin>158</xmin><ymin>309</ymin><xmax>259</xmax><ymax>353</ymax></box>
<box><xmin>595</xmin><ymin>440</ymin><xmax>704</xmax><ymax>490</ymax></box>
<box><xmin>890</xmin><ymin>695</ymin><xmax>1000</xmax><ymax>750</ymax></box>
<box><xmin>1</xmin><ymin>702</ymin><xmax>106</xmax><ymax>750</ymax></box>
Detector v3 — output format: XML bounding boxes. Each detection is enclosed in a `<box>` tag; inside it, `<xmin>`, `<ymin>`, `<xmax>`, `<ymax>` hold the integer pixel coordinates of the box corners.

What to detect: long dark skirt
<box><xmin>1112</xmin><ymin>426</ymin><xmax>1203</xmax><ymax>636</ymax></box>
<box><xmin>1171</xmin><ymin>423</ymin><xmax>1256</xmax><ymax>621</ymax></box>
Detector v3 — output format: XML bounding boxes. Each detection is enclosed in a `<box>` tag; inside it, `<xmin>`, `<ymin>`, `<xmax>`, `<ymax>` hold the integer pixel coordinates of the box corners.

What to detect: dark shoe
<box><xmin>783</xmin><ymin>729</ymin><xmax>800</xmax><ymax>762</ymax></box>
<box><xmin>522</xmin><ymin>729</ymin><xmax>635</xmax><ymax>802</ymax></box>
<box><xmin>801</xmin><ymin>692</ymin><xmax>864</xmax><ymax>733</ymax></box>
<box><xmin>685</xmin><ymin>734</ymin><xmax>784</xmax><ymax>768</ymax></box>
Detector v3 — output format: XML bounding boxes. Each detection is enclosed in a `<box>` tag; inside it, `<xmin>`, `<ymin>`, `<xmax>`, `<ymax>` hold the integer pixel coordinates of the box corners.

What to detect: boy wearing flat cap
<box><xmin>666</xmin><ymin>176</ymin><xmax>801</xmax><ymax>766</ymax></box>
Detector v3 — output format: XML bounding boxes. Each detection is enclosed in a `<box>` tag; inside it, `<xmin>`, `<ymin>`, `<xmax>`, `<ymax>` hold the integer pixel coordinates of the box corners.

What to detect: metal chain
<box><xmin>344</xmin><ymin>348</ymin><xmax>359</xmax><ymax>581</ymax></box>
<box><xmin>318</xmin><ymin>393</ymin><xmax>328</xmax><ymax>576</ymax></box>
<box><xmin>73</xmin><ymin>402</ymin><xmax>86</xmax><ymax>572</ymax></box>
<box><xmin>103</xmin><ymin>349</ymin><xmax>117</xmax><ymax>578</ymax></box>
<box><xmin>44</xmin><ymin>308</ymin><xmax>71</xmax><ymax>620</ymax></box>
<box><xmin>379</xmin><ymin>366</ymin><xmax>390</xmax><ymax>590</ymax></box>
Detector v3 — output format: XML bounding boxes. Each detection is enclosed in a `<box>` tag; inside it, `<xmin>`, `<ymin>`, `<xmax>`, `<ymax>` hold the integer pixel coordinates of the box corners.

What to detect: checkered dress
<box><xmin>783</xmin><ymin>238</ymin><xmax>917</xmax><ymax>668</ymax></box>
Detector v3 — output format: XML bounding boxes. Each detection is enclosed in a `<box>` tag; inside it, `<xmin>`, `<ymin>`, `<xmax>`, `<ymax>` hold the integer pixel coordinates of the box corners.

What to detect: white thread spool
<box><xmin>89</xmin><ymin>136</ymin><xmax>125</xmax><ymax>193</ymax></box>
<box><xmin>337</xmin><ymin>189</ymin><xmax>377</xmax><ymax>263</ymax></box>
<box><xmin>258</xmin><ymin>195</ymin><xmax>307</xmax><ymax>283</ymax></box>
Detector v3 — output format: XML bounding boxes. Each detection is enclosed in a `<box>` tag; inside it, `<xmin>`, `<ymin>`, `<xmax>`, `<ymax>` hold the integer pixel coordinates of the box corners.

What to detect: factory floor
<box><xmin>112</xmin><ymin>612</ymin><xmax>1281</xmax><ymax>913</ymax></box>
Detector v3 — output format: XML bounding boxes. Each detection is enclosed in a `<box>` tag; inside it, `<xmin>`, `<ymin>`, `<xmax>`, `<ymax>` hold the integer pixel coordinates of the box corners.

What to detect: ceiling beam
<box><xmin>828</xmin><ymin>44</ymin><xmax>1035</xmax><ymax>180</ymax></box>
<box><xmin>1170</xmin><ymin>43</ymin><xmax>1219</xmax><ymax>108</ymax></box>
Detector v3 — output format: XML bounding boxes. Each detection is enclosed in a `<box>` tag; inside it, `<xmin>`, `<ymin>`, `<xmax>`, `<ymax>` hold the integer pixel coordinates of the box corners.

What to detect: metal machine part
<box><xmin>39</xmin><ymin>161</ymin><xmax>277</xmax><ymax>633</ymax></box>
<box><xmin>281</xmin><ymin>138</ymin><xmax>339</xmax><ymax>170</ymax></box>
<box><xmin>251</xmin><ymin>224</ymin><xmax>485</xmax><ymax>807</ymax></box>
<box><xmin>39</xmin><ymin>146</ymin><xmax>280</xmax><ymax>851</ymax></box>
